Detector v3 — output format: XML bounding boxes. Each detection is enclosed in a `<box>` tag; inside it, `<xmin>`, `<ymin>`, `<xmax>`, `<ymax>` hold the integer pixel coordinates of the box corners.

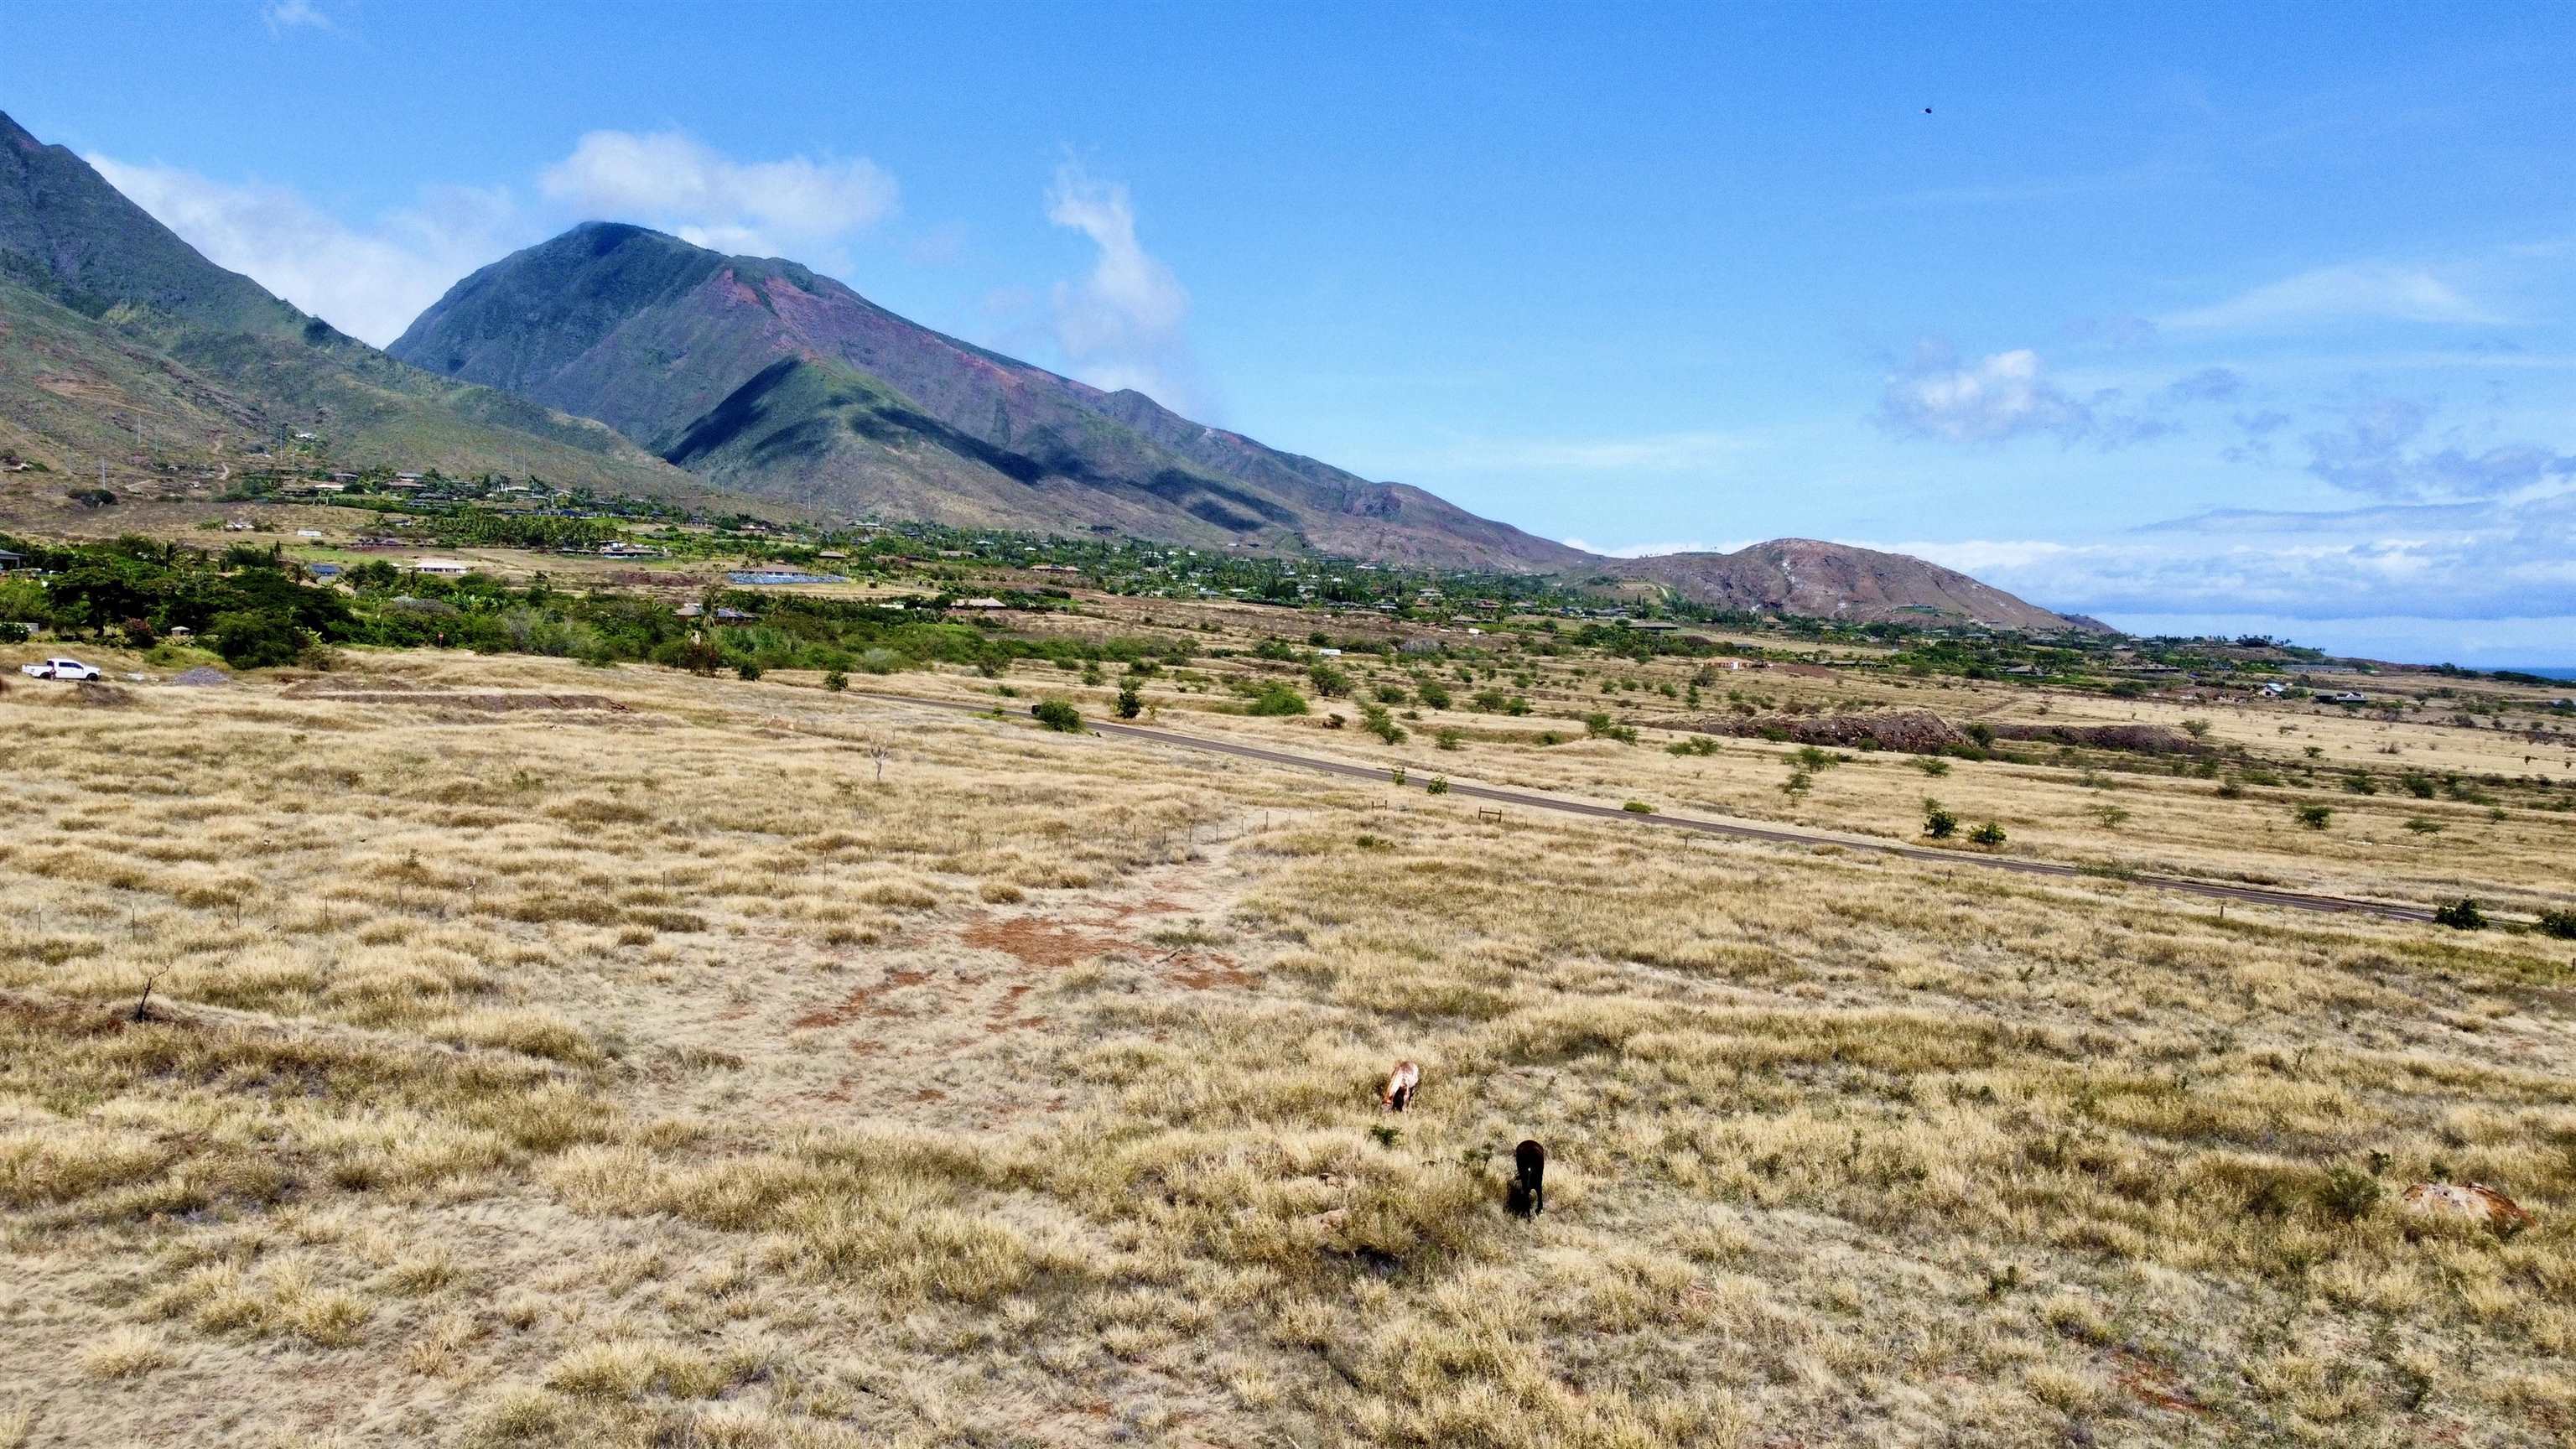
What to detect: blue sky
<box><xmin>10</xmin><ymin>1</ymin><xmax>2575</xmax><ymax>662</ymax></box>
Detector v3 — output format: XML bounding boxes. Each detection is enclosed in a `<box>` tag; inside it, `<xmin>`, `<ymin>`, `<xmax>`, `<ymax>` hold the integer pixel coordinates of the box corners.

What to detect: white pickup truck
<box><xmin>18</xmin><ymin>657</ymin><xmax>102</xmax><ymax>682</ymax></box>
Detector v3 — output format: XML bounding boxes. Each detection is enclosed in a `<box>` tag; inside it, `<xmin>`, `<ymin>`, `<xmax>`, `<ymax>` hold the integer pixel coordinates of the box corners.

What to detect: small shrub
<box><xmin>2403</xmin><ymin>817</ymin><xmax>2442</xmax><ymax>836</ymax></box>
<box><xmin>1031</xmin><ymin>699</ymin><xmax>1083</xmax><ymax>733</ymax></box>
<box><xmin>735</xmin><ymin>660</ymin><xmax>764</xmax><ymax>682</ymax></box>
<box><xmin>1426</xmin><ymin>776</ymin><xmax>1449</xmax><ymax>795</ymax></box>
<box><xmin>1583</xmin><ymin>711</ymin><xmax>1638</xmax><ymax>745</ymax></box>
<box><xmin>2537</xmin><ymin>907</ymin><xmax>2576</xmax><ymax>940</ymax></box>
<box><xmin>1780</xmin><ymin>770</ymin><xmax>1813</xmax><ymax>799</ymax></box>
<box><xmin>2432</xmin><ymin>897</ymin><xmax>2486</xmax><ymax>931</ymax></box>
<box><xmin>1622</xmin><ymin>800</ymin><xmax>1654</xmax><ymax>814</ymax></box>
<box><xmin>1914</xmin><ymin>756</ymin><xmax>1950</xmax><ymax>777</ymax></box>
<box><xmin>1962</xmin><ymin>721</ymin><xmax>1996</xmax><ymax>748</ymax></box>
<box><xmin>2215</xmin><ymin>779</ymin><xmax>2246</xmax><ymax>799</ymax></box>
<box><xmin>2295</xmin><ymin>802</ymin><xmax>2333</xmax><ymax>830</ymax></box>
<box><xmin>1114</xmin><ymin>683</ymin><xmax>1143</xmax><ymax>719</ymax></box>
<box><xmin>823</xmin><ymin>669</ymin><xmax>849</xmax><ymax>693</ymax></box>
<box><xmin>1922</xmin><ymin>798</ymin><xmax>1960</xmax><ymax>839</ymax></box>
<box><xmin>2315</xmin><ymin>1166</ymin><xmax>2382</xmax><ymax>1223</ymax></box>
<box><xmin>1387</xmin><ymin>765</ymin><xmax>1407</xmax><ymax>787</ymax></box>
<box><xmin>1246</xmin><ymin>682</ymin><xmax>1309</xmax><ymax>716</ymax></box>
<box><xmin>1969</xmin><ymin>820</ymin><xmax>2007</xmax><ymax>848</ymax></box>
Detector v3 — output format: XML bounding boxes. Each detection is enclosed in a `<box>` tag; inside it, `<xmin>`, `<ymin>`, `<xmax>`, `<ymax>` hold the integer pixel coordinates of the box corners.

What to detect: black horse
<box><xmin>1508</xmin><ymin>1139</ymin><xmax>1546</xmax><ymax>1217</ymax></box>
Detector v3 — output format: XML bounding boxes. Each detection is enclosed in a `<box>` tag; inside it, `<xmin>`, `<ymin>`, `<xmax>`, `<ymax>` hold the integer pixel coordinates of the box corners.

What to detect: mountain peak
<box><xmin>391</xmin><ymin>224</ymin><xmax>1587</xmax><ymax>569</ymax></box>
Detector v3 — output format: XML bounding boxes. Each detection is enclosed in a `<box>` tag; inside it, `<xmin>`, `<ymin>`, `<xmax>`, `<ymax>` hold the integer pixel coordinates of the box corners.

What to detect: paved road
<box><xmin>853</xmin><ymin>688</ymin><xmax>2438</xmax><ymax>925</ymax></box>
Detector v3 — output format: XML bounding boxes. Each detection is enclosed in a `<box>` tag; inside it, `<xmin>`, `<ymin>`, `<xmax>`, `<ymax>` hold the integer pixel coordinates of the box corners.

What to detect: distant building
<box><xmin>413</xmin><ymin>558</ymin><xmax>470</xmax><ymax>576</ymax></box>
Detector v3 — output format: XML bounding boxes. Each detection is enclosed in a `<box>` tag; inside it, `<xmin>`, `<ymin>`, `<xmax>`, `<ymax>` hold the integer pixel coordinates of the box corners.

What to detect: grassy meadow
<box><xmin>3</xmin><ymin>632</ymin><xmax>2572</xmax><ymax>1447</ymax></box>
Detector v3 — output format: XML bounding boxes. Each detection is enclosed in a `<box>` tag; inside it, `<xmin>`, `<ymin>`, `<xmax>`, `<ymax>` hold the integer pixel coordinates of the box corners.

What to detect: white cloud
<box><xmin>1561</xmin><ymin>538</ymin><xmax>1751</xmax><ymax>559</ymax></box>
<box><xmin>1044</xmin><ymin>161</ymin><xmax>1198</xmax><ymax>409</ymax></box>
<box><xmin>1431</xmin><ymin>431</ymin><xmax>1748</xmax><ymax>474</ymax></box>
<box><xmin>2162</xmin><ymin>262</ymin><xmax>2506</xmax><ymax>333</ymax></box>
<box><xmin>262</xmin><ymin>0</ymin><xmax>333</xmax><ymax>34</ymax></box>
<box><xmin>86</xmin><ymin>154</ymin><xmax>520</xmax><ymax>346</ymax></box>
<box><xmin>1877</xmin><ymin>345</ymin><xmax>2090</xmax><ymax>444</ymax></box>
<box><xmin>2302</xmin><ymin>395</ymin><xmax>2575</xmax><ymax>502</ymax></box>
<box><xmin>1846</xmin><ymin>476</ymin><xmax>2576</xmax><ymax>631</ymax></box>
<box><xmin>538</xmin><ymin>130</ymin><xmax>897</xmax><ymax>256</ymax></box>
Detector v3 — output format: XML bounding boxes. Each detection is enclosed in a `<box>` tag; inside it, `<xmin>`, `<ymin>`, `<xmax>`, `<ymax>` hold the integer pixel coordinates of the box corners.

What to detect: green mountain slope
<box><xmin>0</xmin><ymin>111</ymin><xmax>713</xmax><ymax>498</ymax></box>
<box><xmin>392</xmin><ymin>223</ymin><xmax>1589</xmax><ymax>569</ymax></box>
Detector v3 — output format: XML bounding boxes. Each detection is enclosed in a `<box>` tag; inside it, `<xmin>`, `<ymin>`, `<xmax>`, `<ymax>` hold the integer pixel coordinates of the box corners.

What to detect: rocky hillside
<box><xmin>390</xmin><ymin>224</ymin><xmax>1591</xmax><ymax>570</ymax></box>
<box><xmin>1616</xmin><ymin>538</ymin><xmax>2106</xmax><ymax>632</ymax></box>
<box><xmin>0</xmin><ymin>112</ymin><xmax>712</xmax><ymax>498</ymax></box>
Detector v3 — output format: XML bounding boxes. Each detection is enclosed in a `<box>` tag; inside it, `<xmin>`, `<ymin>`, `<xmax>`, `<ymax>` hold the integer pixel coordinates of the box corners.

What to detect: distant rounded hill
<box><xmin>389</xmin><ymin>222</ymin><xmax>2097</xmax><ymax>632</ymax></box>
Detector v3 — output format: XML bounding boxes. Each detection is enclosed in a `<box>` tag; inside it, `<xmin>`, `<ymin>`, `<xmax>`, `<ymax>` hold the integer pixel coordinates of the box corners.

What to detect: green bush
<box><xmin>2537</xmin><ymin>907</ymin><xmax>2576</xmax><ymax>940</ymax></box>
<box><xmin>1031</xmin><ymin>699</ymin><xmax>1083</xmax><ymax>732</ymax></box>
<box><xmin>2432</xmin><ymin>897</ymin><xmax>2486</xmax><ymax>931</ymax></box>
<box><xmin>823</xmin><ymin>669</ymin><xmax>849</xmax><ymax>693</ymax></box>
<box><xmin>2315</xmin><ymin>1166</ymin><xmax>2382</xmax><ymax>1223</ymax></box>
<box><xmin>2295</xmin><ymin>802</ymin><xmax>2334</xmax><ymax>830</ymax></box>
<box><xmin>1922</xmin><ymin>799</ymin><xmax>1960</xmax><ymax>839</ymax></box>
<box><xmin>1307</xmin><ymin>662</ymin><xmax>1353</xmax><ymax>697</ymax></box>
<box><xmin>1622</xmin><ymin>800</ymin><xmax>1655</xmax><ymax>814</ymax></box>
<box><xmin>1969</xmin><ymin>820</ymin><xmax>2007</xmax><ymax>848</ymax></box>
<box><xmin>1114</xmin><ymin>683</ymin><xmax>1143</xmax><ymax>719</ymax></box>
<box><xmin>735</xmin><ymin>660</ymin><xmax>764</xmax><ymax>681</ymax></box>
<box><xmin>1246</xmin><ymin>681</ymin><xmax>1308</xmax><ymax>716</ymax></box>
<box><xmin>1436</xmin><ymin>728</ymin><xmax>1462</xmax><ymax>751</ymax></box>
<box><xmin>1914</xmin><ymin>756</ymin><xmax>1950</xmax><ymax>776</ymax></box>
<box><xmin>210</xmin><ymin>610</ymin><xmax>303</xmax><ymax>669</ymax></box>
<box><xmin>1426</xmin><ymin>776</ymin><xmax>1449</xmax><ymax>795</ymax></box>
<box><xmin>1360</xmin><ymin>704</ymin><xmax>1406</xmax><ymax>745</ymax></box>
<box><xmin>1584</xmin><ymin>711</ymin><xmax>1637</xmax><ymax>745</ymax></box>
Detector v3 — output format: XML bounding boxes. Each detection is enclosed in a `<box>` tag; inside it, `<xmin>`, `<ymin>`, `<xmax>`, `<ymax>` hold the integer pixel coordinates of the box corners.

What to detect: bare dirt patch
<box><xmin>958</xmin><ymin>913</ymin><xmax>1134</xmax><ymax>970</ymax></box>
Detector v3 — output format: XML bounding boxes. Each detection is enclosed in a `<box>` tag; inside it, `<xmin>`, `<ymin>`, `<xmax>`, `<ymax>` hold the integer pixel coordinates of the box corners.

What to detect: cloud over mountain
<box><xmin>538</xmin><ymin>130</ymin><xmax>898</xmax><ymax>258</ymax></box>
<box><xmin>1043</xmin><ymin>161</ymin><xmax>1200</xmax><ymax>411</ymax></box>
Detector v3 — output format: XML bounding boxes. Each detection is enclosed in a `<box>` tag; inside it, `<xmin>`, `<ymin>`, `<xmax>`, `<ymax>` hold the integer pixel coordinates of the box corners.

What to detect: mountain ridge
<box><xmin>389</xmin><ymin>221</ymin><xmax>2099</xmax><ymax>630</ymax></box>
<box><xmin>392</xmin><ymin>222</ymin><xmax>1587</xmax><ymax>571</ymax></box>
<box><xmin>0</xmin><ymin>113</ymin><xmax>719</xmax><ymax>500</ymax></box>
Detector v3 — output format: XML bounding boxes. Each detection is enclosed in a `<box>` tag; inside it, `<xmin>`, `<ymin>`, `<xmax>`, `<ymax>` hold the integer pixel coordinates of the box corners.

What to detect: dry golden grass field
<box><xmin>3</xmin><ymin>628</ymin><xmax>2573</xmax><ymax>1447</ymax></box>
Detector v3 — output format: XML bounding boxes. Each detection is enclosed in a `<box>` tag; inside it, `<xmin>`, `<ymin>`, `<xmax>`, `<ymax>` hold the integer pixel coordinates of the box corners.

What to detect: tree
<box><xmin>210</xmin><ymin>610</ymin><xmax>302</xmax><ymax>668</ymax></box>
<box><xmin>2180</xmin><ymin>718</ymin><xmax>2213</xmax><ymax>740</ymax></box>
<box><xmin>1922</xmin><ymin>798</ymin><xmax>1960</xmax><ymax>839</ymax></box>
<box><xmin>1969</xmin><ymin>820</ymin><xmax>2007</xmax><ymax>847</ymax></box>
<box><xmin>1114</xmin><ymin>683</ymin><xmax>1143</xmax><ymax>719</ymax></box>
<box><xmin>1307</xmin><ymin>661</ymin><xmax>1353</xmax><ymax>698</ymax></box>
<box><xmin>1031</xmin><ymin>699</ymin><xmax>1083</xmax><ymax>732</ymax></box>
